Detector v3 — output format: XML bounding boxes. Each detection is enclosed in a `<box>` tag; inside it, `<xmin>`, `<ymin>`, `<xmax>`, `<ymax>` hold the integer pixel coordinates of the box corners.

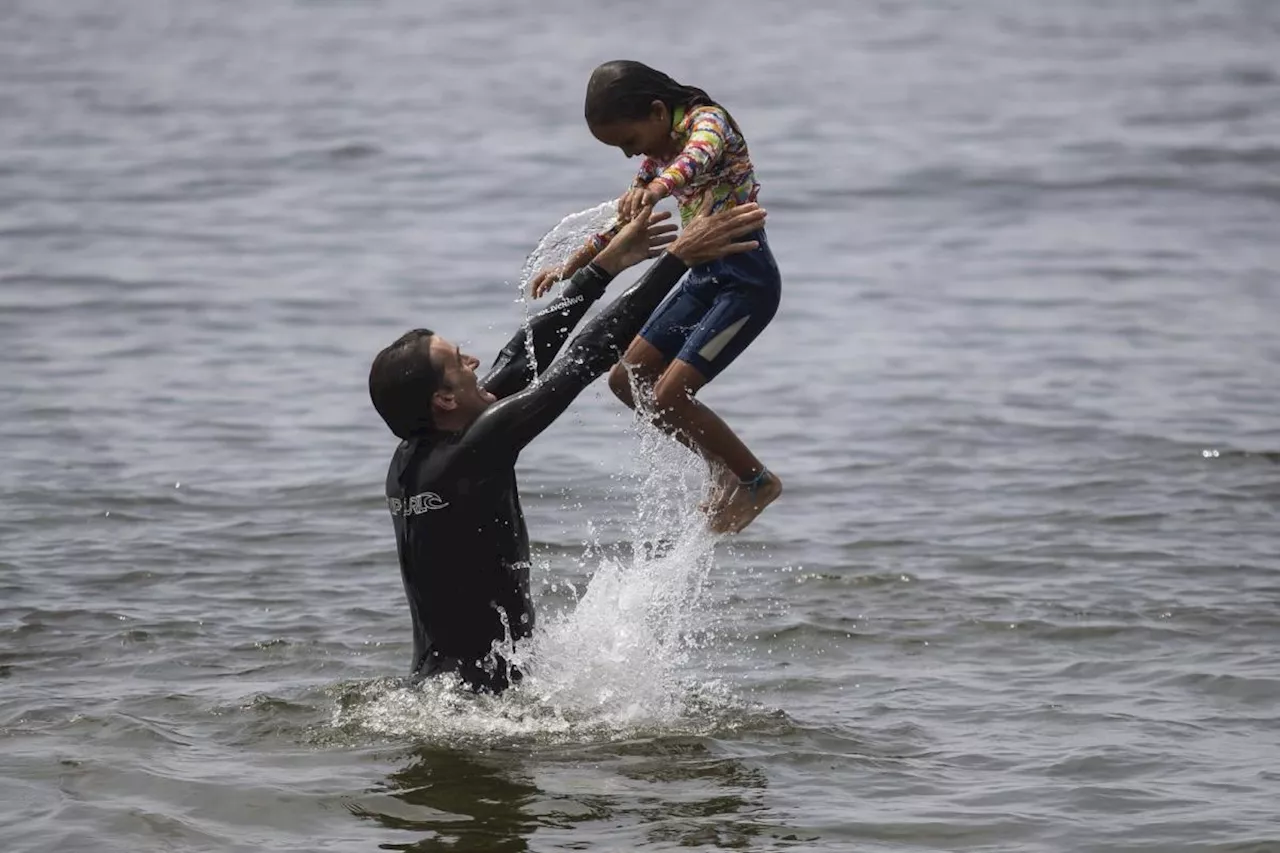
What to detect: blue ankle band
<box><xmin>739</xmin><ymin>468</ymin><xmax>769</xmax><ymax>494</ymax></box>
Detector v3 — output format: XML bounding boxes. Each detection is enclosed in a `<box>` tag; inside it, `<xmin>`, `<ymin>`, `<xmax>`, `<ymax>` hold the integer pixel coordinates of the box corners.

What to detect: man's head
<box><xmin>369</xmin><ymin>329</ymin><xmax>495</xmax><ymax>440</ymax></box>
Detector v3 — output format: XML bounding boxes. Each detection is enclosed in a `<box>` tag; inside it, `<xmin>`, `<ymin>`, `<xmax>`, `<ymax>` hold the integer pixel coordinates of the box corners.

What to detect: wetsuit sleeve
<box><xmin>651</xmin><ymin>108</ymin><xmax>729</xmax><ymax>196</ymax></box>
<box><xmin>480</xmin><ymin>262</ymin><xmax>616</xmax><ymax>400</ymax></box>
<box><xmin>456</xmin><ymin>252</ymin><xmax>689</xmax><ymax>463</ymax></box>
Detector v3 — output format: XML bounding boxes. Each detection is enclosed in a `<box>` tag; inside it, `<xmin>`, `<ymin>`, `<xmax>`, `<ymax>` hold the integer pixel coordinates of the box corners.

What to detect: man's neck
<box><xmin>429</xmin><ymin>413</ymin><xmax>470</xmax><ymax>434</ymax></box>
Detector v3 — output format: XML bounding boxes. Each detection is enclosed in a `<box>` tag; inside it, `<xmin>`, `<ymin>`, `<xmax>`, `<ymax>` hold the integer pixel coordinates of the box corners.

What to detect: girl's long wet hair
<box><xmin>584</xmin><ymin>60</ymin><xmax>741</xmax><ymax>135</ymax></box>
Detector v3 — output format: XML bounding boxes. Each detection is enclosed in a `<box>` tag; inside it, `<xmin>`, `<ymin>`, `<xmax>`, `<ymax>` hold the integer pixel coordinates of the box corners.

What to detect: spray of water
<box><xmin>332</xmin><ymin>401</ymin><xmax>763</xmax><ymax>747</ymax></box>
<box><xmin>513</xmin><ymin>201</ymin><xmax>619</xmax><ymax>384</ymax></box>
<box><xmin>509</xmin><ymin>412</ymin><xmax>720</xmax><ymax>721</ymax></box>
<box><xmin>518</xmin><ymin>200</ymin><xmax>619</xmax><ymax>296</ymax></box>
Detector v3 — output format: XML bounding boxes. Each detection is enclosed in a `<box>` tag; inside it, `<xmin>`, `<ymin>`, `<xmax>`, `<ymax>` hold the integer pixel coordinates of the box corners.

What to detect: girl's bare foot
<box><xmin>710</xmin><ymin>470</ymin><xmax>783</xmax><ymax>535</ymax></box>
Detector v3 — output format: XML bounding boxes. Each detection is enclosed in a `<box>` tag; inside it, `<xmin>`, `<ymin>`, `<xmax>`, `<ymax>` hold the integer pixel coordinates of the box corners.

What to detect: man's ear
<box><xmin>432</xmin><ymin>389</ymin><xmax>457</xmax><ymax>412</ymax></box>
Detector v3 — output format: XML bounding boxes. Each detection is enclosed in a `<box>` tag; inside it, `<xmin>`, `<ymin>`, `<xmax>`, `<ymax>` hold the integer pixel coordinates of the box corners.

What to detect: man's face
<box><xmin>429</xmin><ymin>335</ymin><xmax>495</xmax><ymax>424</ymax></box>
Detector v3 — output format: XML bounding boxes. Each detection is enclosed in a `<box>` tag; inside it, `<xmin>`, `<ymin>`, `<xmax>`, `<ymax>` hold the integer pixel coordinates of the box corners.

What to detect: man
<box><xmin>369</xmin><ymin>203</ymin><xmax>768</xmax><ymax>693</ymax></box>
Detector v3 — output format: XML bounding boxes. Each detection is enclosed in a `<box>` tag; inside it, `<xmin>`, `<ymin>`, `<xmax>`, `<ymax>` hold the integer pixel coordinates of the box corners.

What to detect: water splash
<box><xmin>511</xmin><ymin>420</ymin><xmax>719</xmax><ymax>722</ymax></box>
<box><xmin>518</xmin><ymin>199</ymin><xmax>619</xmax><ymax>295</ymax></box>
<box><xmin>330</xmin><ymin>413</ymin><xmax>763</xmax><ymax>747</ymax></box>
<box><xmin>514</xmin><ymin>200</ymin><xmax>619</xmax><ymax>385</ymax></box>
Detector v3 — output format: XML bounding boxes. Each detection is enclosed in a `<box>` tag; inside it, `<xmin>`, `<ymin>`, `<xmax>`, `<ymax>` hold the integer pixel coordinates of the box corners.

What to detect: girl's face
<box><xmin>589</xmin><ymin>100</ymin><xmax>677</xmax><ymax>160</ymax></box>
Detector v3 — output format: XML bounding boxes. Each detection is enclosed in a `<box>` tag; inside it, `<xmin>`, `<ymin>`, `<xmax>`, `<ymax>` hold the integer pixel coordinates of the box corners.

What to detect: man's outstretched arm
<box><xmin>480</xmin><ymin>262</ymin><xmax>616</xmax><ymax>401</ymax></box>
<box><xmin>481</xmin><ymin>210</ymin><xmax>679</xmax><ymax>400</ymax></box>
<box><xmin>458</xmin><ymin>204</ymin><xmax>768</xmax><ymax>464</ymax></box>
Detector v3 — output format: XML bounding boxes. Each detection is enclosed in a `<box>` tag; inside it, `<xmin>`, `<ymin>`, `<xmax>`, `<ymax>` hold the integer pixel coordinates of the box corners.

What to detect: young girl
<box><xmin>531</xmin><ymin>60</ymin><xmax>782</xmax><ymax>534</ymax></box>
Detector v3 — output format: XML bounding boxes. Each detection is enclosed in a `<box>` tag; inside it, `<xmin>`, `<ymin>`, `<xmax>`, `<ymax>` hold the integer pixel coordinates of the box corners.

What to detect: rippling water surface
<box><xmin>2</xmin><ymin>1</ymin><xmax>1279</xmax><ymax>851</ymax></box>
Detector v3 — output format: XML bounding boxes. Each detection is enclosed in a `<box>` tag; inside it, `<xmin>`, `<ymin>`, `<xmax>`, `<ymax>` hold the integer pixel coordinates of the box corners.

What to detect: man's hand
<box><xmin>668</xmin><ymin>203</ymin><xmax>767</xmax><ymax>267</ymax></box>
<box><xmin>529</xmin><ymin>266</ymin><xmax>563</xmax><ymax>299</ymax></box>
<box><xmin>529</xmin><ymin>243</ymin><xmax>601</xmax><ymax>298</ymax></box>
<box><xmin>594</xmin><ymin>208</ymin><xmax>679</xmax><ymax>276</ymax></box>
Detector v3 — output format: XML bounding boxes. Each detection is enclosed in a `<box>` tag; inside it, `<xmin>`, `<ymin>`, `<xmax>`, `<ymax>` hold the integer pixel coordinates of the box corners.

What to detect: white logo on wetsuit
<box><xmin>534</xmin><ymin>294</ymin><xmax>584</xmax><ymax>318</ymax></box>
<box><xmin>388</xmin><ymin>492</ymin><xmax>450</xmax><ymax>516</ymax></box>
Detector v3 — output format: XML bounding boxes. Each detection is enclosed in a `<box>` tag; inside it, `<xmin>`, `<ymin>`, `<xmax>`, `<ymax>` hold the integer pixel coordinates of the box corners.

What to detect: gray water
<box><xmin>3</xmin><ymin>1</ymin><xmax>1279</xmax><ymax>851</ymax></box>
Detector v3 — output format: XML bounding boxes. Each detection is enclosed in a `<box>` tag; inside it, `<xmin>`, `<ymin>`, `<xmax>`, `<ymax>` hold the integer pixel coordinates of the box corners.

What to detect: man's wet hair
<box><xmin>369</xmin><ymin>328</ymin><xmax>440</xmax><ymax>440</ymax></box>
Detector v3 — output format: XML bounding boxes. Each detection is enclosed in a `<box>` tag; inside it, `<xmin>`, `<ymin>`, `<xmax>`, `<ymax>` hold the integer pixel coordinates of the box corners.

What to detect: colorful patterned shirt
<box><xmin>587</xmin><ymin>104</ymin><xmax>760</xmax><ymax>253</ymax></box>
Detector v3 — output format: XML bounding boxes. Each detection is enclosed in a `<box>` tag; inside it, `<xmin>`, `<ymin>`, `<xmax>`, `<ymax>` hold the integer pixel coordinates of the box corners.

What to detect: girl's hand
<box><xmin>618</xmin><ymin>186</ymin><xmax>661</xmax><ymax>223</ymax></box>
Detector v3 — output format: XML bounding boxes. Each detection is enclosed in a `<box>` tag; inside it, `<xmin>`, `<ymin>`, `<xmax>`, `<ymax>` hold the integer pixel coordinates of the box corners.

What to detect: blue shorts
<box><xmin>638</xmin><ymin>229</ymin><xmax>781</xmax><ymax>381</ymax></box>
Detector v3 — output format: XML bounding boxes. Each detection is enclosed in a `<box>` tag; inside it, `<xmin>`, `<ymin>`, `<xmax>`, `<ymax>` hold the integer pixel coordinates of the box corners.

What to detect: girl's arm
<box><xmin>647</xmin><ymin>108</ymin><xmax>730</xmax><ymax>198</ymax></box>
<box><xmin>632</xmin><ymin>156</ymin><xmax>661</xmax><ymax>189</ymax></box>
<box><xmin>571</xmin><ymin>158</ymin><xmax>663</xmax><ymax>265</ymax></box>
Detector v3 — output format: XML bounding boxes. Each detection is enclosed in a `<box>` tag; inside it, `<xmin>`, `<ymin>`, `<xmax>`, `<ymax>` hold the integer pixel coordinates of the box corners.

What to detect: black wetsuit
<box><xmin>383</xmin><ymin>252</ymin><xmax>690</xmax><ymax>693</ymax></box>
